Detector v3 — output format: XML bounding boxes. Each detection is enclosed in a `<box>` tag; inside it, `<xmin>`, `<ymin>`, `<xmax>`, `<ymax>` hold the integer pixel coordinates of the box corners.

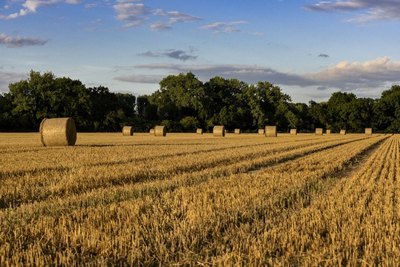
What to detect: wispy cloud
<box><xmin>116</xmin><ymin>57</ymin><xmax>400</xmax><ymax>92</ymax></box>
<box><xmin>114</xmin><ymin>74</ymin><xmax>165</xmax><ymax>84</ymax></box>
<box><xmin>138</xmin><ymin>49</ymin><xmax>197</xmax><ymax>61</ymax></box>
<box><xmin>0</xmin><ymin>0</ymin><xmax>83</xmax><ymax>20</ymax></box>
<box><xmin>150</xmin><ymin>22</ymin><xmax>172</xmax><ymax>31</ymax></box>
<box><xmin>318</xmin><ymin>53</ymin><xmax>329</xmax><ymax>58</ymax></box>
<box><xmin>113</xmin><ymin>1</ymin><xmax>200</xmax><ymax>30</ymax></box>
<box><xmin>305</xmin><ymin>56</ymin><xmax>400</xmax><ymax>90</ymax></box>
<box><xmin>201</xmin><ymin>20</ymin><xmax>247</xmax><ymax>33</ymax></box>
<box><xmin>0</xmin><ymin>33</ymin><xmax>48</xmax><ymax>48</ymax></box>
<box><xmin>306</xmin><ymin>0</ymin><xmax>400</xmax><ymax>22</ymax></box>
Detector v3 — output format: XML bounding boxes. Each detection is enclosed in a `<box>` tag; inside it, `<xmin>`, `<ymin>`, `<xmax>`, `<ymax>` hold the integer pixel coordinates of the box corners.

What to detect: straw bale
<box><xmin>365</xmin><ymin>128</ymin><xmax>373</xmax><ymax>135</ymax></box>
<box><xmin>154</xmin><ymin>125</ymin><xmax>166</xmax><ymax>136</ymax></box>
<box><xmin>340</xmin><ymin>129</ymin><xmax>346</xmax><ymax>135</ymax></box>
<box><xmin>315</xmin><ymin>128</ymin><xmax>323</xmax><ymax>135</ymax></box>
<box><xmin>149</xmin><ymin>128</ymin><xmax>155</xmax><ymax>135</ymax></box>
<box><xmin>326</xmin><ymin>129</ymin><xmax>331</xmax><ymax>135</ymax></box>
<box><xmin>290</xmin><ymin>129</ymin><xmax>297</xmax><ymax>135</ymax></box>
<box><xmin>265</xmin><ymin>126</ymin><xmax>277</xmax><ymax>137</ymax></box>
<box><xmin>40</xmin><ymin>117</ymin><xmax>77</xmax><ymax>146</ymax></box>
<box><xmin>258</xmin><ymin>129</ymin><xmax>265</xmax><ymax>135</ymax></box>
<box><xmin>122</xmin><ymin>126</ymin><xmax>134</xmax><ymax>136</ymax></box>
<box><xmin>213</xmin><ymin>125</ymin><xmax>225</xmax><ymax>137</ymax></box>
<box><xmin>196</xmin><ymin>128</ymin><xmax>203</xmax><ymax>134</ymax></box>
<box><xmin>234</xmin><ymin>128</ymin><xmax>241</xmax><ymax>134</ymax></box>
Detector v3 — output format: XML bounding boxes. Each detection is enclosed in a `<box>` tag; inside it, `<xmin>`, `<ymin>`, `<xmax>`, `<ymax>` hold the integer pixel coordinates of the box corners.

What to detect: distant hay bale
<box><xmin>265</xmin><ymin>126</ymin><xmax>277</xmax><ymax>137</ymax></box>
<box><xmin>258</xmin><ymin>129</ymin><xmax>265</xmax><ymax>135</ymax></box>
<box><xmin>213</xmin><ymin>125</ymin><xmax>225</xmax><ymax>137</ymax></box>
<box><xmin>154</xmin><ymin>125</ymin><xmax>166</xmax><ymax>137</ymax></box>
<box><xmin>340</xmin><ymin>129</ymin><xmax>346</xmax><ymax>135</ymax></box>
<box><xmin>290</xmin><ymin>129</ymin><xmax>297</xmax><ymax>135</ymax></box>
<box><xmin>326</xmin><ymin>129</ymin><xmax>331</xmax><ymax>135</ymax></box>
<box><xmin>149</xmin><ymin>128</ymin><xmax>155</xmax><ymax>135</ymax></box>
<box><xmin>234</xmin><ymin>128</ymin><xmax>241</xmax><ymax>134</ymax></box>
<box><xmin>365</xmin><ymin>128</ymin><xmax>373</xmax><ymax>135</ymax></box>
<box><xmin>315</xmin><ymin>128</ymin><xmax>323</xmax><ymax>135</ymax></box>
<box><xmin>196</xmin><ymin>128</ymin><xmax>203</xmax><ymax>134</ymax></box>
<box><xmin>40</xmin><ymin>117</ymin><xmax>77</xmax><ymax>147</ymax></box>
<box><xmin>122</xmin><ymin>126</ymin><xmax>134</xmax><ymax>136</ymax></box>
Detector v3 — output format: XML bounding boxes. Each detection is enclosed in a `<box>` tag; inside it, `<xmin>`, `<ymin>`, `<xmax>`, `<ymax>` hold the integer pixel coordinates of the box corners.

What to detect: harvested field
<box><xmin>0</xmin><ymin>132</ymin><xmax>398</xmax><ymax>265</ymax></box>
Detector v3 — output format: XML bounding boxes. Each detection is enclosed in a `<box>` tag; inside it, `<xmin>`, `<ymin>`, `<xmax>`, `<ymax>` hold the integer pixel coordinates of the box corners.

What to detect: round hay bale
<box><xmin>213</xmin><ymin>125</ymin><xmax>225</xmax><ymax>137</ymax></box>
<box><xmin>154</xmin><ymin>125</ymin><xmax>166</xmax><ymax>136</ymax></box>
<box><xmin>326</xmin><ymin>129</ymin><xmax>331</xmax><ymax>135</ymax></box>
<box><xmin>265</xmin><ymin>126</ymin><xmax>277</xmax><ymax>137</ymax></box>
<box><xmin>122</xmin><ymin>126</ymin><xmax>134</xmax><ymax>136</ymax></box>
<box><xmin>340</xmin><ymin>129</ymin><xmax>346</xmax><ymax>135</ymax></box>
<box><xmin>365</xmin><ymin>128</ymin><xmax>373</xmax><ymax>135</ymax></box>
<box><xmin>149</xmin><ymin>128</ymin><xmax>155</xmax><ymax>135</ymax></box>
<box><xmin>258</xmin><ymin>129</ymin><xmax>265</xmax><ymax>135</ymax></box>
<box><xmin>290</xmin><ymin>128</ymin><xmax>297</xmax><ymax>135</ymax></box>
<box><xmin>234</xmin><ymin>128</ymin><xmax>241</xmax><ymax>134</ymax></box>
<box><xmin>315</xmin><ymin>128</ymin><xmax>323</xmax><ymax>135</ymax></box>
<box><xmin>196</xmin><ymin>128</ymin><xmax>203</xmax><ymax>134</ymax></box>
<box><xmin>40</xmin><ymin>117</ymin><xmax>77</xmax><ymax>146</ymax></box>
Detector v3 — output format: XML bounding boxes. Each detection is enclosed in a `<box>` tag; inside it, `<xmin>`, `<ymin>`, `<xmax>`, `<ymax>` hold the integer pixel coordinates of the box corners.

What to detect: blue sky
<box><xmin>1</xmin><ymin>0</ymin><xmax>400</xmax><ymax>102</ymax></box>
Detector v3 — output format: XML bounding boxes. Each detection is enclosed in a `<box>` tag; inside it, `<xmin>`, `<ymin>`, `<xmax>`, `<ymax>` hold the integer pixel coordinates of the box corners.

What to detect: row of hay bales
<box><xmin>314</xmin><ymin>128</ymin><xmax>373</xmax><ymax>135</ymax></box>
<box><xmin>123</xmin><ymin>126</ymin><xmax>167</xmax><ymax>137</ymax></box>
<box><xmin>211</xmin><ymin>125</ymin><xmax>278</xmax><ymax>137</ymax></box>
<box><xmin>38</xmin><ymin>118</ymin><xmax>374</xmax><ymax>147</ymax></box>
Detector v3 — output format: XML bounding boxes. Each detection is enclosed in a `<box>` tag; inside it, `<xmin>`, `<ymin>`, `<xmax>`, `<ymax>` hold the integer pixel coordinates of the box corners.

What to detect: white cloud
<box><xmin>113</xmin><ymin>1</ymin><xmax>150</xmax><ymax>27</ymax></box>
<box><xmin>114</xmin><ymin>74</ymin><xmax>165</xmax><ymax>84</ymax></box>
<box><xmin>150</xmin><ymin>22</ymin><xmax>172</xmax><ymax>31</ymax></box>
<box><xmin>305</xmin><ymin>57</ymin><xmax>400</xmax><ymax>89</ymax></box>
<box><xmin>0</xmin><ymin>33</ymin><xmax>48</xmax><ymax>48</ymax></box>
<box><xmin>0</xmin><ymin>0</ymin><xmax>83</xmax><ymax>19</ymax></box>
<box><xmin>113</xmin><ymin>1</ymin><xmax>200</xmax><ymax>30</ymax></box>
<box><xmin>307</xmin><ymin>0</ymin><xmax>400</xmax><ymax>22</ymax></box>
<box><xmin>201</xmin><ymin>20</ymin><xmax>247</xmax><ymax>33</ymax></box>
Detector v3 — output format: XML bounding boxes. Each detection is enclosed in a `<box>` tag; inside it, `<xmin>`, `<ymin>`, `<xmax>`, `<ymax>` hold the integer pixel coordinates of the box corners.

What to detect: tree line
<box><xmin>0</xmin><ymin>70</ymin><xmax>399</xmax><ymax>133</ymax></box>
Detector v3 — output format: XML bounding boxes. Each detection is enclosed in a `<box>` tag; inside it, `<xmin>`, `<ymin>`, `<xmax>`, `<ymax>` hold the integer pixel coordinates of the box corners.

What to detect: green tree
<box><xmin>374</xmin><ymin>85</ymin><xmax>400</xmax><ymax>132</ymax></box>
<box><xmin>8</xmin><ymin>70</ymin><xmax>91</xmax><ymax>130</ymax></box>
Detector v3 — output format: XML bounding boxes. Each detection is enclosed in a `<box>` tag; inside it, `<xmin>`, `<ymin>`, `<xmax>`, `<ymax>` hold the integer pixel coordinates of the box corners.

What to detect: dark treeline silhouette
<box><xmin>0</xmin><ymin>70</ymin><xmax>399</xmax><ymax>133</ymax></box>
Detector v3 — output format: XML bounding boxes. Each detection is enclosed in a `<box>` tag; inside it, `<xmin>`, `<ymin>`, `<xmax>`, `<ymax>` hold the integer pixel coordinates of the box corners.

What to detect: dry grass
<box><xmin>0</xmin><ymin>132</ymin><xmax>397</xmax><ymax>265</ymax></box>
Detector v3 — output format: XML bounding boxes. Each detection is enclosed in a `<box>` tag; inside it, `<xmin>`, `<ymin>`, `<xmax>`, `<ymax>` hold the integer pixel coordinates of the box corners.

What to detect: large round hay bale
<box><xmin>40</xmin><ymin>117</ymin><xmax>77</xmax><ymax>146</ymax></box>
<box><xmin>213</xmin><ymin>125</ymin><xmax>225</xmax><ymax>137</ymax></box>
<box><xmin>234</xmin><ymin>128</ymin><xmax>241</xmax><ymax>134</ymax></box>
<box><xmin>154</xmin><ymin>125</ymin><xmax>166</xmax><ymax>136</ymax></box>
<box><xmin>122</xmin><ymin>126</ymin><xmax>134</xmax><ymax>136</ymax></box>
<box><xmin>290</xmin><ymin>128</ymin><xmax>297</xmax><ymax>135</ymax></box>
<box><xmin>196</xmin><ymin>128</ymin><xmax>203</xmax><ymax>134</ymax></box>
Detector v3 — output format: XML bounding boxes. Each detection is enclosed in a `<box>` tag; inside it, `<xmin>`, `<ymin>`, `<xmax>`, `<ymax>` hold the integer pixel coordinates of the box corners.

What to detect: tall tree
<box><xmin>374</xmin><ymin>85</ymin><xmax>400</xmax><ymax>133</ymax></box>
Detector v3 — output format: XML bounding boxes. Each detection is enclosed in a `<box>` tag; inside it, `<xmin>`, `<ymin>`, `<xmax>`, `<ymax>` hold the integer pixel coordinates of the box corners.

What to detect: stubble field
<box><xmin>0</xmin><ymin>132</ymin><xmax>399</xmax><ymax>265</ymax></box>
